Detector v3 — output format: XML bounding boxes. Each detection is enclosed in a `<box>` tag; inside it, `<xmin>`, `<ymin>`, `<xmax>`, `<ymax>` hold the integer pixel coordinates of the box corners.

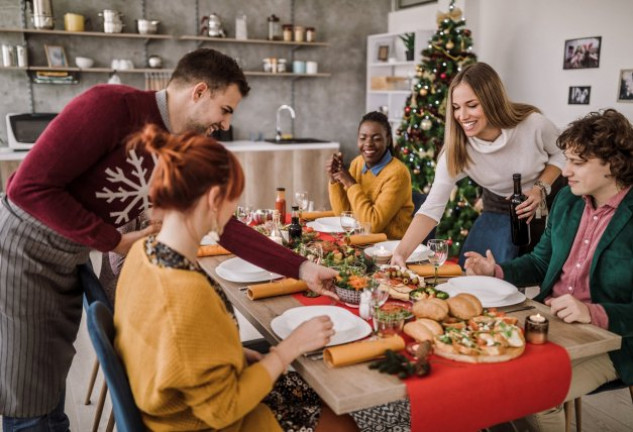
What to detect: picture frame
<box><xmin>44</xmin><ymin>45</ymin><xmax>68</xmax><ymax>68</ymax></box>
<box><xmin>617</xmin><ymin>69</ymin><xmax>633</xmax><ymax>102</ymax></box>
<box><xmin>377</xmin><ymin>45</ymin><xmax>389</xmax><ymax>62</ymax></box>
<box><xmin>398</xmin><ymin>0</ymin><xmax>437</xmax><ymax>9</ymax></box>
<box><xmin>568</xmin><ymin>86</ymin><xmax>591</xmax><ymax>105</ymax></box>
<box><xmin>563</xmin><ymin>36</ymin><xmax>601</xmax><ymax>70</ymax></box>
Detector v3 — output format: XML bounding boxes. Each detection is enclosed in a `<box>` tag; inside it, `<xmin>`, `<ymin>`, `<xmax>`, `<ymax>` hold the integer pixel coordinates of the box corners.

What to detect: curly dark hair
<box><xmin>359</xmin><ymin>111</ymin><xmax>394</xmax><ymax>154</ymax></box>
<box><xmin>557</xmin><ymin>109</ymin><xmax>633</xmax><ymax>187</ymax></box>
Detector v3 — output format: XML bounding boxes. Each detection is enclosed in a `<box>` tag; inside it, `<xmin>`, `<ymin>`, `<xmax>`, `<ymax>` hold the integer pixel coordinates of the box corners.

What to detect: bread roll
<box><xmin>412</xmin><ymin>298</ymin><xmax>449</xmax><ymax>321</ymax></box>
<box><xmin>446</xmin><ymin>293</ymin><xmax>483</xmax><ymax>320</ymax></box>
<box><xmin>404</xmin><ymin>318</ymin><xmax>444</xmax><ymax>343</ymax></box>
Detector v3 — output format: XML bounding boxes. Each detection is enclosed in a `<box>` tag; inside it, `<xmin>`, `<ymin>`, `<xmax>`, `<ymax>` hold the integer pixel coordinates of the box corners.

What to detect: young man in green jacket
<box><xmin>464</xmin><ymin>108</ymin><xmax>633</xmax><ymax>431</ymax></box>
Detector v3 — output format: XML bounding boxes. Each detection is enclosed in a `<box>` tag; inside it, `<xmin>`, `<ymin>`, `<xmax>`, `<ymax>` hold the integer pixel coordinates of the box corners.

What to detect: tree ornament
<box><xmin>419</xmin><ymin>88</ymin><xmax>428</xmax><ymax>96</ymax></box>
<box><xmin>460</xmin><ymin>229</ymin><xmax>469</xmax><ymax>237</ymax></box>
<box><xmin>413</xmin><ymin>168</ymin><xmax>420</xmax><ymax>175</ymax></box>
<box><xmin>440</xmin><ymin>72</ymin><xmax>447</xmax><ymax>79</ymax></box>
<box><xmin>421</xmin><ymin>118</ymin><xmax>432</xmax><ymax>131</ymax></box>
<box><xmin>402</xmin><ymin>148</ymin><xmax>409</xmax><ymax>155</ymax></box>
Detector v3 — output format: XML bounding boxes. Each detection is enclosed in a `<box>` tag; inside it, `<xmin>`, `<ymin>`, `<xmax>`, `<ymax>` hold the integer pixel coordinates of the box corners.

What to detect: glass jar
<box><xmin>277</xmin><ymin>58</ymin><xmax>287</xmax><ymax>73</ymax></box>
<box><xmin>262</xmin><ymin>58</ymin><xmax>273</xmax><ymax>73</ymax></box>
<box><xmin>294</xmin><ymin>25</ymin><xmax>304</xmax><ymax>42</ymax></box>
<box><xmin>267</xmin><ymin>14</ymin><xmax>281</xmax><ymax>40</ymax></box>
<box><xmin>306</xmin><ymin>27</ymin><xmax>316</xmax><ymax>43</ymax></box>
<box><xmin>282</xmin><ymin>24</ymin><xmax>293</xmax><ymax>42</ymax></box>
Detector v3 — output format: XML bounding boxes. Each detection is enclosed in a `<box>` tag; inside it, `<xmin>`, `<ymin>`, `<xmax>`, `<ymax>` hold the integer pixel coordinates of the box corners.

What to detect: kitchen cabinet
<box><xmin>366</xmin><ymin>30</ymin><xmax>433</xmax><ymax>129</ymax></box>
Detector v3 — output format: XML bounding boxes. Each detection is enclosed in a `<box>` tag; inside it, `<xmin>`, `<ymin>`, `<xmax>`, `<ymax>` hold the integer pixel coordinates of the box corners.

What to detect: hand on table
<box><xmin>545</xmin><ymin>294</ymin><xmax>592</xmax><ymax>324</ymax></box>
<box><xmin>463</xmin><ymin>250</ymin><xmax>497</xmax><ymax>276</ymax></box>
<box><xmin>299</xmin><ymin>261</ymin><xmax>340</xmax><ymax>301</ymax></box>
<box><xmin>284</xmin><ymin>315</ymin><xmax>335</xmax><ymax>356</ymax></box>
<box><xmin>390</xmin><ymin>250</ymin><xmax>407</xmax><ymax>268</ymax></box>
<box><xmin>512</xmin><ymin>187</ymin><xmax>542</xmax><ymax>223</ymax></box>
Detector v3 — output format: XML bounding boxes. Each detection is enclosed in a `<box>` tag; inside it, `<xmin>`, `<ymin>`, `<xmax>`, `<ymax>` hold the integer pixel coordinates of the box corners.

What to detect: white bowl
<box><xmin>75</xmin><ymin>57</ymin><xmax>94</xmax><ymax>69</ymax></box>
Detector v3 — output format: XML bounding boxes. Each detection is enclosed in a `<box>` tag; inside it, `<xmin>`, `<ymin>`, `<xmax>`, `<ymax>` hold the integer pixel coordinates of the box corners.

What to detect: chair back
<box><xmin>80</xmin><ymin>262</ymin><xmax>113</xmax><ymax>311</ymax></box>
<box><xmin>87</xmin><ymin>301</ymin><xmax>145</xmax><ymax>432</ymax></box>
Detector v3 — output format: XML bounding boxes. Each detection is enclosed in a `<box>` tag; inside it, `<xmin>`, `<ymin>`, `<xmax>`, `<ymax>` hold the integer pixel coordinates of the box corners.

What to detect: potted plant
<box><xmin>399</xmin><ymin>32</ymin><xmax>415</xmax><ymax>61</ymax></box>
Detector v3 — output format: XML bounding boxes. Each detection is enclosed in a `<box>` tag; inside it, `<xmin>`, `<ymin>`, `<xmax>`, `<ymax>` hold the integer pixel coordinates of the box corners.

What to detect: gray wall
<box><xmin>0</xmin><ymin>0</ymin><xmax>390</xmax><ymax>158</ymax></box>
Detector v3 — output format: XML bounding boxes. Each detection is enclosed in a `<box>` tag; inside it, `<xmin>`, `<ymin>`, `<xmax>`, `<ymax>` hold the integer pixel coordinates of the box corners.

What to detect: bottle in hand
<box><xmin>288</xmin><ymin>205</ymin><xmax>302</xmax><ymax>247</ymax></box>
<box><xmin>510</xmin><ymin>173</ymin><xmax>531</xmax><ymax>246</ymax></box>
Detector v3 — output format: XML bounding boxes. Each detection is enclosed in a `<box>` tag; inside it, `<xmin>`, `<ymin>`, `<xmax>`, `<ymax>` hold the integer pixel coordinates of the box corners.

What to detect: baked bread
<box><xmin>446</xmin><ymin>293</ymin><xmax>483</xmax><ymax>320</ymax></box>
<box><xmin>412</xmin><ymin>297</ymin><xmax>449</xmax><ymax>321</ymax></box>
<box><xmin>404</xmin><ymin>318</ymin><xmax>444</xmax><ymax>343</ymax></box>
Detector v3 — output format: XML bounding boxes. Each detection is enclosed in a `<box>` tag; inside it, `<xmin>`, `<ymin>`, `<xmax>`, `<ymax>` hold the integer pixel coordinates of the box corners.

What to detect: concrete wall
<box><xmin>388</xmin><ymin>0</ymin><xmax>633</xmax><ymax>129</ymax></box>
<box><xmin>0</xmin><ymin>0</ymin><xmax>390</xmax><ymax>157</ymax></box>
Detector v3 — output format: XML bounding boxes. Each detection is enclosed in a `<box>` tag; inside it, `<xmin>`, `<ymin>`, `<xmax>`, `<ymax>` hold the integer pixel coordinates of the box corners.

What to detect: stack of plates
<box><xmin>364</xmin><ymin>240</ymin><xmax>430</xmax><ymax>263</ymax></box>
<box><xmin>306</xmin><ymin>216</ymin><xmax>345</xmax><ymax>233</ymax></box>
<box><xmin>271</xmin><ymin>306</ymin><xmax>372</xmax><ymax>346</ymax></box>
<box><xmin>438</xmin><ymin>276</ymin><xmax>526</xmax><ymax>307</ymax></box>
<box><xmin>215</xmin><ymin>257</ymin><xmax>282</xmax><ymax>283</ymax></box>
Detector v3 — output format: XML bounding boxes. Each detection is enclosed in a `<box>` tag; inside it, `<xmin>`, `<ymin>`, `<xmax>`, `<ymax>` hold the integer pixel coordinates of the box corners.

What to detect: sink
<box><xmin>264</xmin><ymin>138</ymin><xmax>330</xmax><ymax>144</ymax></box>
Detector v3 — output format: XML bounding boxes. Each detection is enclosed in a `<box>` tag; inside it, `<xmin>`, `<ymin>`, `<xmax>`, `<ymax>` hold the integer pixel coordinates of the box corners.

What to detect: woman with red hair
<box><xmin>114</xmin><ymin>125</ymin><xmax>359</xmax><ymax>432</ymax></box>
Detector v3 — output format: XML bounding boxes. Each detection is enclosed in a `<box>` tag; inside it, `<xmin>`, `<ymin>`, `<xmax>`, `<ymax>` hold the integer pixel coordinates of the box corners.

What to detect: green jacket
<box><xmin>501</xmin><ymin>186</ymin><xmax>633</xmax><ymax>385</ymax></box>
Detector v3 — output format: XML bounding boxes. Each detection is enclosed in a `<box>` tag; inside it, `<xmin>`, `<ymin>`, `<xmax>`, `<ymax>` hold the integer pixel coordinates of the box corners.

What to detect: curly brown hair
<box><xmin>557</xmin><ymin>109</ymin><xmax>633</xmax><ymax>187</ymax></box>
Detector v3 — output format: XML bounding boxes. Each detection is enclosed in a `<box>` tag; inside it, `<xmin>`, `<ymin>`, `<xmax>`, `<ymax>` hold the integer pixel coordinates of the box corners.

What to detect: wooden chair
<box><xmin>564</xmin><ymin>379</ymin><xmax>633</xmax><ymax>432</ymax></box>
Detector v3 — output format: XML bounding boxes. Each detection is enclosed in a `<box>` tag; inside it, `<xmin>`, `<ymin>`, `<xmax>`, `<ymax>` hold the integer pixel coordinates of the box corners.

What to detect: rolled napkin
<box><xmin>197</xmin><ymin>244</ymin><xmax>232</xmax><ymax>257</ymax></box>
<box><xmin>301</xmin><ymin>210</ymin><xmax>335</xmax><ymax>221</ymax></box>
<box><xmin>323</xmin><ymin>335</ymin><xmax>406</xmax><ymax>368</ymax></box>
<box><xmin>347</xmin><ymin>233</ymin><xmax>388</xmax><ymax>246</ymax></box>
<box><xmin>408</xmin><ymin>262</ymin><xmax>463</xmax><ymax>278</ymax></box>
<box><xmin>247</xmin><ymin>278</ymin><xmax>308</xmax><ymax>300</ymax></box>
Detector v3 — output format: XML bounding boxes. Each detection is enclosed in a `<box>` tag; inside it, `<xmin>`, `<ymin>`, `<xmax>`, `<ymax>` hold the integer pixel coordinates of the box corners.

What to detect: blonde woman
<box><xmin>393</xmin><ymin>62</ymin><xmax>564</xmax><ymax>267</ymax></box>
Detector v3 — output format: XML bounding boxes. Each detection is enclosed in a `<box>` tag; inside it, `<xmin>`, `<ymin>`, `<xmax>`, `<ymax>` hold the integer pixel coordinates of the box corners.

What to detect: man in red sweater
<box><xmin>0</xmin><ymin>48</ymin><xmax>336</xmax><ymax>431</ymax></box>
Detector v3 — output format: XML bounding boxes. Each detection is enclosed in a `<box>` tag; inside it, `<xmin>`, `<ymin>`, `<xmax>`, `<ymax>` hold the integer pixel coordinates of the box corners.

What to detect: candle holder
<box><xmin>525</xmin><ymin>313</ymin><xmax>549</xmax><ymax>344</ymax></box>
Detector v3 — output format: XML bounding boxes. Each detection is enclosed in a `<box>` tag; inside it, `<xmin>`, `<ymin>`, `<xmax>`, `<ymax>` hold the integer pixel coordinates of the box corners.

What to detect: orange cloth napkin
<box><xmin>247</xmin><ymin>278</ymin><xmax>308</xmax><ymax>300</ymax></box>
<box><xmin>408</xmin><ymin>262</ymin><xmax>463</xmax><ymax>278</ymax></box>
<box><xmin>323</xmin><ymin>335</ymin><xmax>405</xmax><ymax>368</ymax></box>
<box><xmin>197</xmin><ymin>245</ymin><xmax>232</xmax><ymax>257</ymax></box>
<box><xmin>301</xmin><ymin>210</ymin><xmax>335</xmax><ymax>221</ymax></box>
<box><xmin>347</xmin><ymin>233</ymin><xmax>388</xmax><ymax>246</ymax></box>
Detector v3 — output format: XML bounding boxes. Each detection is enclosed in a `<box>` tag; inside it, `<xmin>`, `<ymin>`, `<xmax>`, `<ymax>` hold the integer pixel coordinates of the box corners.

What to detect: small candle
<box><xmin>525</xmin><ymin>313</ymin><xmax>549</xmax><ymax>344</ymax></box>
<box><xmin>372</xmin><ymin>246</ymin><xmax>392</xmax><ymax>264</ymax></box>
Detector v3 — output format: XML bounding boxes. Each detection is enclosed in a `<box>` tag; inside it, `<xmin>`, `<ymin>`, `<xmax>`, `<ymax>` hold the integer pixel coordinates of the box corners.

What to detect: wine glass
<box><xmin>427</xmin><ymin>239</ymin><xmax>448</xmax><ymax>287</ymax></box>
<box><xmin>236</xmin><ymin>206</ymin><xmax>253</xmax><ymax>225</ymax></box>
<box><xmin>340</xmin><ymin>211</ymin><xmax>357</xmax><ymax>240</ymax></box>
<box><xmin>294</xmin><ymin>191</ymin><xmax>309</xmax><ymax>217</ymax></box>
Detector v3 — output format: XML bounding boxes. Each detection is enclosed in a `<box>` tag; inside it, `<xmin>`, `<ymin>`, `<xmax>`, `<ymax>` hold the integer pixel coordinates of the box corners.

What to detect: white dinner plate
<box><xmin>215</xmin><ymin>257</ymin><xmax>282</xmax><ymax>283</ymax></box>
<box><xmin>200</xmin><ymin>235</ymin><xmax>217</xmax><ymax>246</ymax></box>
<box><xmin>271</xmin><ymin>305</ymin><xmax>372</xmax><ymax>347</ymax></box>
<box><xmin>309</xmin><ymin>217</ymin><xmax>346</xmax><ymax>233</ymax></box>
<box><xmin>438</xmin><ymin>276</ymin><xmax>526</xmax><ymax>307</ymax></box>
<box><xmin>365</xmin><ymin>240</ymin><xmax>430</xmax><ymax>263</ymax></box>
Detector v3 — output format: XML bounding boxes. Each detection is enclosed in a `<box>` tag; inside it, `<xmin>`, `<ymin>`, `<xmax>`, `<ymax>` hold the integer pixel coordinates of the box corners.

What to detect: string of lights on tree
<box><xmin>395</xmin><ymin>1</ymin><xmax>481</xmax><ymax>256</ymax></box>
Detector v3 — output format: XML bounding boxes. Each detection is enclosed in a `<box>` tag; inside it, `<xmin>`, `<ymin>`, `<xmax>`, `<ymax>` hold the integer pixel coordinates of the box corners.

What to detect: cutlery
<box><xmin>503</xmin><ymin>305</ymin><xmax>535</xmax><ymax>314</ymax></box>
<box><xmin>304</xmin><ymin>349</ymin><xmax>325</xmax><ymax>360</ymax></box>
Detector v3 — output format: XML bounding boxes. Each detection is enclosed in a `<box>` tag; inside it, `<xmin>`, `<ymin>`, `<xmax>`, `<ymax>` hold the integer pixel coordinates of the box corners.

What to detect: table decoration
<box><xmin>247</xmin><ymin>278</ymin><xmax>308</xmax><ymax>300</ymax></box>
<box><xmin>323</xmin><ymin>335</ymin><xmax>405</xmax><ymax>367</ymax></box>
<box><xmin>525</xmin><ymin>313</ymin><xmax>549</xmax><ymax>344</ymax></box>
<box><xmin>408</xmin><ymin>262</ymin><xmax>462</xmax><ymax>278</ymax></box>
<box><xmin>346</xmin><ymin>233</ymin><xmax>388</xmax><ymax>245</ymax></box>
<box><xmin>196</xmin><ymin>244</ymin><xmax>231</xmax><ymax>257</ymax></box>
<box><xmin>301</xmin><ymin>210</ymin><xmax>335</xmax><ymax>221</ymax></box>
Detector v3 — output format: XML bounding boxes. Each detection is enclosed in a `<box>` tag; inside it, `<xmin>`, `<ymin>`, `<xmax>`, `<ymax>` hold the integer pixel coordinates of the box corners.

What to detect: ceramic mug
<box><xmin>293</xmin><ymin>60</ymin><xmax>306</xmax><ymax>74</ymax></box>
<box><xmin>64</xmin><ymin>13</ymin><xmax>85</xmax><ymax>32</ymax></box>
<box><xmin>306</xmin><ymin>61</ymin><xmax>318</xmax><ymax>74</ymax></box>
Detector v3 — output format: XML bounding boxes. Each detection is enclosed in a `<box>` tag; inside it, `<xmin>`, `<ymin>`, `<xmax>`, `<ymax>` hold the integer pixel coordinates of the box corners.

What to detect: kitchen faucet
<box><xmin>275</xmin><ymin>104</ymin><xmax>295</xmax><ymax>141</ymax></box>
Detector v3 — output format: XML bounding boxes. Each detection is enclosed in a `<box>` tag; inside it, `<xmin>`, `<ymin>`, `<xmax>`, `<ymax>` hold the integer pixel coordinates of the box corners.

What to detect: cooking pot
<box><xmin>136</xmin><ymin>19</ymin><xmax>160</xmax><ymax>35</ymax></box>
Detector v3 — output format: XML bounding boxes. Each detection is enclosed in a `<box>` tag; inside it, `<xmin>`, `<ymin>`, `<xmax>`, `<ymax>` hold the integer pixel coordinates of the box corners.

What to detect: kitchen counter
<box><xmin>0</xmin><ymin>140</ymin><xmax>340</xmax><ymax>210</ymax></box>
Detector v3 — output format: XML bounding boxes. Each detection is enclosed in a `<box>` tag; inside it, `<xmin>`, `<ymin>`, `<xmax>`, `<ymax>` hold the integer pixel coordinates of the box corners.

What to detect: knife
<box><xmin>503</xmin><ymin>305</ymin><xmax>535</xmax><ymax>314</ymax></box>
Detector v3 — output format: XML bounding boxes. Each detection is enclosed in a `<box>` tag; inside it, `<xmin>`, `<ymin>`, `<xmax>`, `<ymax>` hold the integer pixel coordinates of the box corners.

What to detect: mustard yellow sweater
<box><xmin>114</xmin><ymin>240</ymin><xmax>281</xmax><ymax>432</ymax></box>
<box><xmin>329</xmin><ymin>156</ymin><xmax>413</xmax><ymax>239</ymax></box>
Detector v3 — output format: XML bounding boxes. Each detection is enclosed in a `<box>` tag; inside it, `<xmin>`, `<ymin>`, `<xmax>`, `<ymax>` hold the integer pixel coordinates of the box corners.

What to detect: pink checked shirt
<box><xmin>497</xmin><ymin>186</ymin><xmax>632</xmax><ymax>329</ymax></box>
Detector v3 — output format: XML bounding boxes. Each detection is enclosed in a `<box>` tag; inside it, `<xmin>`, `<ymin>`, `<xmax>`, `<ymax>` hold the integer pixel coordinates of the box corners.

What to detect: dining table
<box><xmin>198</xmin><ymin>253</ymin><xmax>622</xmax><ymax>429</ymax></box>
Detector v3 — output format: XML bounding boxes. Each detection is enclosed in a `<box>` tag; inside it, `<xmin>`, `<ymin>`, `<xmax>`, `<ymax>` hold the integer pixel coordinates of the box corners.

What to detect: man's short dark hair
<box><xmin>557</xmin><ymin>109</ymin><xmax>633</xmax><ymax>187</ymax></box>
<box><xmin>169</xmin><ymin>48</ymin><xmax>250</xmax><ymax>97</ymax></box>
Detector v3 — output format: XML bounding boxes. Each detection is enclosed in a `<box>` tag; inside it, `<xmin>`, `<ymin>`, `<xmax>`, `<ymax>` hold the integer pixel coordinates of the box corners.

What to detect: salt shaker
<box><xmin>359</xmin><ymin>290</ymin><xmax>372</xmax><ymax>320</ymax></box>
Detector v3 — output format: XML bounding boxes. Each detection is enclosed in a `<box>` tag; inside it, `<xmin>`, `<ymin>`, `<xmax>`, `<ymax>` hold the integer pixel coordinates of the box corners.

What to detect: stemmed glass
<box><xmin>294</xmin><ymin>191</ymin><xmax>309</xmax><ymax>218</ymax></box>
<box><xmin>340</xmin><ymin>211</ymin><xmax>357</xmax><ymax>241</ymax></box>
<box><xmin>427</xmin><ymin>239</ymin><xmax>448</xmax><ymax>287</ymax></box>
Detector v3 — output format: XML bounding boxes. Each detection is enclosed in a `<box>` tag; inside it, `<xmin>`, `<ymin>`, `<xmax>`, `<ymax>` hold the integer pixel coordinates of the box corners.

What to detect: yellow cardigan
<box><xmin>114</xmin><ymin>240</ymin><xmax>281</xmax><ymax>432</ymax></box>
<box><xmin>329</xmin><ymin>155</ymin><xmax>413</xmax><ymax>239</ymax></box>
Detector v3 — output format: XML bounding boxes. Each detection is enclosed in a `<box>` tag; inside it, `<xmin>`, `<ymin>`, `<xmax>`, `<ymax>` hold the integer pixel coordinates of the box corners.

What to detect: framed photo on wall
<box><xmin>563</xmin><ymin>36</ymin><xmax>601</xmax><ymax>70</ymax></box>
<box><xmin>618</xmin><ymin>69</ymin><xmax>633</xmax><ymax>102</ymax></box>
<box><xmin>398</xmin><ymin>0</ymin><xmax>437</xmax><ymax>8</ymax></box>
<box><xmin>377</xmin><ymin>45</ymin><xmax>389</xmax><ymax>62</ymax></box>
<box><xmin>568</xmin><ymin>86</ymin><xmax>591</xmax><ymax>105</ymax></box>
<box><xmin>44</xmin><ymin>45</ymin><xmax>68</xmax><ymax>68</ymax></box>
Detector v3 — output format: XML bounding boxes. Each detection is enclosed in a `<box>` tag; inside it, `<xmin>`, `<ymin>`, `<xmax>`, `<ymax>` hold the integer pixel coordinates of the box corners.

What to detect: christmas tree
<box><xmin>395</xmin><ymin>1</ymin><xmax>480</xmax><ymax>257</ymax></box>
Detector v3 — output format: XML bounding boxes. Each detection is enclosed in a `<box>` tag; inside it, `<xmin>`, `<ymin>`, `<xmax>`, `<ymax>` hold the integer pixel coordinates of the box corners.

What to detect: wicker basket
<box><xmin>335</xmin><ymin>285</ymin><xmax>362</xmax><ymax>306</ymax></box>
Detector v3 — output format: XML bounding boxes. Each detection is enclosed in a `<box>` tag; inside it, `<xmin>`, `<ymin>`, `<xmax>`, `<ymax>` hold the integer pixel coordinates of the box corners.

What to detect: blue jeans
<box><xmin>2</xmin><ymin>390</ymin><xmax>69</xmax><ymax>432</ymax></box>
<box><xmin>458</xmin><ymin>212</ymin><xmax>519</xmax><ymax>267</ymax></box>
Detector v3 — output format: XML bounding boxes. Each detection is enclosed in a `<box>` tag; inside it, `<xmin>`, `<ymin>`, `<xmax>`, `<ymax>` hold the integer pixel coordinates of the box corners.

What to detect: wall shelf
<box><xmin>23</xmin><ymin>66</ymin><xmax>330</xmax><ymax>77</ymax></box>
<box><xmin>179</xmin><ymin>35</ymin><xmax>329</xmax><ymax>47</ymax></box>
<box><xmin>0</xmin><ymin>28</ymin><xmax>174</xmax><ymax>40</ymax></box>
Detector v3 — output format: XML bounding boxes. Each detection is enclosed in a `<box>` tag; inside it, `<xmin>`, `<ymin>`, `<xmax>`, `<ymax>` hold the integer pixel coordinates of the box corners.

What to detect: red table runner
<box><xmin>292</xmin><ymin>293</ymin><xmax>572</xmax><ymax>431</ymax></box>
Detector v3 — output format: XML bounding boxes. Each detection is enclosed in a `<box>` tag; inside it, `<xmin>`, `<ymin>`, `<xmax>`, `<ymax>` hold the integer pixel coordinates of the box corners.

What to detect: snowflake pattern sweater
<box><xmin>7</xmin><ymin>85</ymin><xmax>163</xmax><ymax>252</ymax></box>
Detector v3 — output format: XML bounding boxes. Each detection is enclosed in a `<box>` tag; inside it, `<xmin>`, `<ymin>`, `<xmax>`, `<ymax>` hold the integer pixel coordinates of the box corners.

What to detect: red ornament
<box><xmin>402</xmin><ymin>148</ymin><xmax>409</xmax><ymax>155</ymax></box>
<box><xmin>446</xmin><ymin>238</ymin><xmax>453</xmax><ymax>246</ymax></box>
<box><xmin>440</xmin><ymin>72</ymin><xmax>447</xmax><ymax>80</ymax></box>
<box><xmin>405</xmin><ymin>106</ymin><xmax>411</xmax><ymax>114</ymax></box>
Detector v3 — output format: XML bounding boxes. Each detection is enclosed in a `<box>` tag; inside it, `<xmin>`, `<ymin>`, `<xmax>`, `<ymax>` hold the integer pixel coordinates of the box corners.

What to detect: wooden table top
<box><xmin>198</xmin><ymin>255</ymin><xmax>622</xmax><ymax>415</ymax></box>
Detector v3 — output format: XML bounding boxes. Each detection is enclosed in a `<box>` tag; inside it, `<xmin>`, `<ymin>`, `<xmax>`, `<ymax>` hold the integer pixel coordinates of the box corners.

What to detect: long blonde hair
<box><xmin>444</xmin><ymin>62</ymin><xmax>540</xmax><ymax>176</ymax></box>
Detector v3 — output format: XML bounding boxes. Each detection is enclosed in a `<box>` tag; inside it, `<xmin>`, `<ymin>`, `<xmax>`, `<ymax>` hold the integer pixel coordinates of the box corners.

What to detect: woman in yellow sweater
<box><xmin>327</xmin><ymin>111</ymin><xmax>413</xmax><ymax>239</ymax></box>
<box><xmin>114</xmin><ymin>125</ymin><xmax>359</xmax><ymax>432</ymax></box>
